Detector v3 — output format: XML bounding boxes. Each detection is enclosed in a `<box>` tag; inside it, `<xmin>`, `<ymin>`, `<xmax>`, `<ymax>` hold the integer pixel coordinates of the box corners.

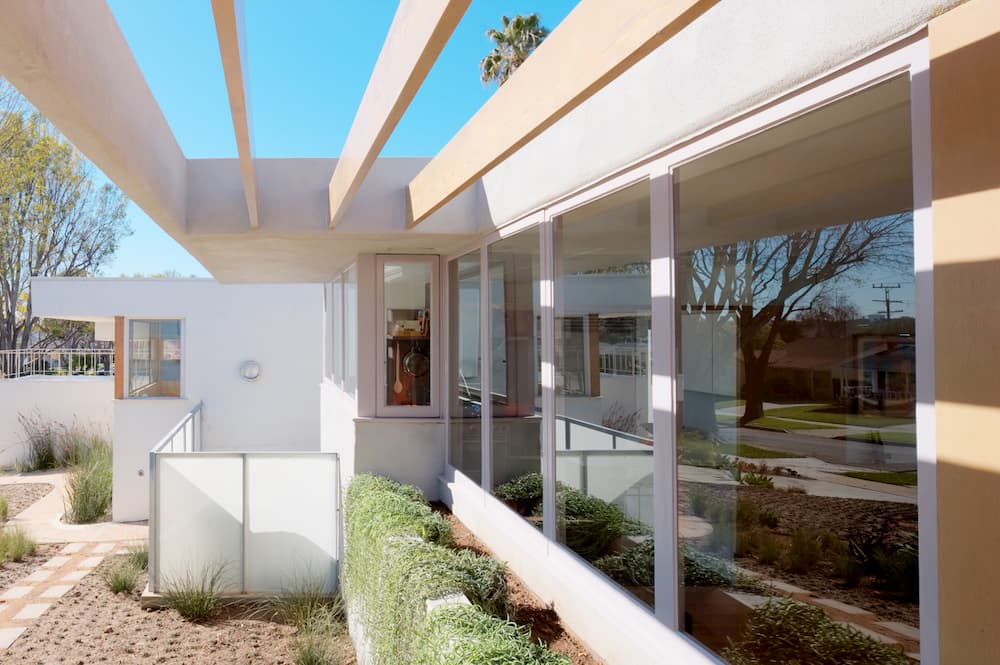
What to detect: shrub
<box><xmin>271</xmin><ymin>576</ymin><xmax>344</xmax><ymax>632</ymax></box>
<box><xmin>343</xmin><ymin>474</ymin><xmax>564</xmax><ymax>665</ymax></box>
<box><xmin>0</xmin><ymin>496</ymin><xmax>8</xmax><ymax>523</ymax></box>
<box><xmin>492</xmin><ymin>472</ymin><xmax>543</xmax><ymax>515</ymax></box>
<box><xmin>162</xmin><ymin>562</ymin><xmax>228</xmax><ymax>622</ymax></box>
<box><xmin>294</xmin><ymin>635</ymin><xmax>337</xmax><ymax>665</ymax></box>
<box><xmin>17</xmin><ymin>413</ymin><xmax>58</xmax><ymax>471</ymax></box>
<box><xmin>124</xmin><ymin>542</ymin><xmax>149</xmax><ymax>571</ymax></box>
<box><xmin>0</xmin><ymin>526</ymin><xmax>36</xmax><ymax>562</ymax></box>
<box><xmin>687</xmin><ymin>486</ymin><xmax>709</xmax><ymax>517</ymax></box>
<box><xmin>757</xmin><ymin>508</ymin><xmax>780</xmax><ymax>529</ymax></box>
<box><xmin>103</xmin><ymin>559</ymin><xmax>141</xmax><ymax>594</ymax></box>
<box><xmin>63</xmin><ymin>440</ymin><xmax>113</xmax><ymax>524</ymax></box>
<box><xmin>682</xmin><ymin>546</ymin><xmax>769</xmax><ymax>594</ymax></box>
<box><xmin>755</xmin><ymin>531</ymin><xmax>782</xmax><ymax>566</ymax></box>
<box><xmin>782</xmin><ymin>529</ymin><xmax>823</xmax><ymax>574</ymax></box>
<box><xmin>553</xmin><ymin>485</ymin><xmax>629</xmax><ymax>561</ymax></box>
<box><xmin>678</xmin><ymin>432</ymin><xmax>726</xmax><ymax>469</ymax></box>
<box><xmin>414</xmin><ymin>604</ymin><xmax>569</xmax><ymax>665</ymax></box>
<box><xmin>723</xmin><ymin>599</ymin><xmax>911</xmax><ymax>665</ymax></box>
<box><xmin>595</xmin><ymin>539</ymin><xmax>654</xmax><ymax>587</ymax></box>
<box><xmin>741</xmin><ymin>471</ymin><xmax>775</xmax><ymax>489</ymax></box>
<box><xmin>736</xmin><ymin>499</ymin><xmax>759</xmax><ymax>528</ymax></box>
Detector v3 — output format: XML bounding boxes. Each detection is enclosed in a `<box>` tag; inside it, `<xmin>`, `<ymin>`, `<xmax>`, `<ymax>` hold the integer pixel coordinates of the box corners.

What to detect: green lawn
<box><xmin>714</xmin><ymin>399</ymin><xmax>746</xmax><ymax>409</ymax></box>
<box><xmin>836</xmin><ymin>431</ymin><xmax>917</xmax><ymax>446</ymax></box>
<box><xmin>764</xmin><ymin>404</ymin><xmax>912</xmax><ymax>428</ymax></box>
<box><xmin>716</xmin><ymin>414</ymin><xmax>837</xmax><ymax>431</ymax></box>
<box><xmin>840</xmin><ymin>470</ymin><xmax>918</xmax><ymax>486</ymax></box>
<box><xmin>718</xmin><ymin>442</ymin><xmax>804</xmax><ymax>459</ymax></box>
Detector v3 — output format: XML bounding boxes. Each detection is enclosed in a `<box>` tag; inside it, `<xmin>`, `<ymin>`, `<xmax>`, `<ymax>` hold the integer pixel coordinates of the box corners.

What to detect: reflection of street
<box><xmin>715</xmin><ymin>425</ymin><xmax>916</xmax><ymax>472</ymax></box>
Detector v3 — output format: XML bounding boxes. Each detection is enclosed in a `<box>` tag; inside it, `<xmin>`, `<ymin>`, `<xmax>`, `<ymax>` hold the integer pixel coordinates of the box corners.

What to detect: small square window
<box><xmin>127</xmin><ymin>319</ymin><xmax>182</xmax><ymax>398</ymax></box>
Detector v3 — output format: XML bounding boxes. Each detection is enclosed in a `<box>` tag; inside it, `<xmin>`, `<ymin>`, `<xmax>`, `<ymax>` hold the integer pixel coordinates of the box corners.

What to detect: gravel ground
<box><xmin>0</xmin><ymin>483</ymin><xmax>54</xmax><ymax>518</ymax></box>
<box><xmin>0</xmin><ymin>543</ymin><xmax>61</xmax><ymax>596</ymax></box>
<box><xmin>1</xmin><ymin>558</ymin><xmax>355</xmax><ymax>665</ymax></box>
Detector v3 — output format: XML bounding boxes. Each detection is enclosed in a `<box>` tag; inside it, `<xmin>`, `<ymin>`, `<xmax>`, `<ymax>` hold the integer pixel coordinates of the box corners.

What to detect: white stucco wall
<box><xmin>0</xmin><ymin>377</ymin><xmax>113</xmax><ymax>469</ymax></box>
<box><xmin>31</xmin><ymin>277</ymin><xmax>325</xmax><ymax>520</ymax></box>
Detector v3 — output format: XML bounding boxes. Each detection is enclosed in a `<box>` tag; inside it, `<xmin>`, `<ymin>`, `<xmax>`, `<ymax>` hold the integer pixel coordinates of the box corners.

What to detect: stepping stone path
<box><xmin>0</xmin><ymin>541</ymin><xmax>132</xmax><ymax>650</ymax></box>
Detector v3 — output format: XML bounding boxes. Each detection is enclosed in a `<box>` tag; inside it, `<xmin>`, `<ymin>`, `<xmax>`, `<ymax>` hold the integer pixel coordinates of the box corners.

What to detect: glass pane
<box><xmin>488</xmin><ymin>228</ymin><xmax>543</xmax><ymax>524</ymax></box>
<box><xmin>554</xmin><ymin>182</ymin><xmax>654</xmax><ymax>607</ymax></box>
<box><xmin>244</xmin><ymin>455</ymin><xmax>338</xmax><ymax>593</ymax></box>
<box><xmin>345</xmin><ymin>265</ymin><xmax>358</xmax><ymax>396</ymax></box>
<box><xmin>449</xmin><ymin>251</ymin><xmax>482</xmax><ymax>483</ymax></box>
<box><xmin>675</xmin><ymin>76</ymin><xmax>919</xmax><ymax>661</ymax></box>
<box><xmin>128</xmin><ymin>319</ymin><xmax>181</xmax><ymax>398</ymax></box>
<box><xmin>155</xmin><ymin>455</ymin><xmax>243</xmax><ymax>593</ymax></box>
<box><xmin>384</xmin><ymin>259</ymin><xmax>432</xmax><ymax>407</ymax></box>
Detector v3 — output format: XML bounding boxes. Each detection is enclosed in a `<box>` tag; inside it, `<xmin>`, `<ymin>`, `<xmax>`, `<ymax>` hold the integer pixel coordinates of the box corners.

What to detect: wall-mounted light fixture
<box><xmin>240</xmin><ymin>360</ymin><xmax>262</xmax><ymax>383</ymax></box>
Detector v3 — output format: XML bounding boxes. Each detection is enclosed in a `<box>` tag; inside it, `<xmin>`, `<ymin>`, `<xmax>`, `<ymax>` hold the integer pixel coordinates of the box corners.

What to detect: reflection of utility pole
<box><xmin>872</xmin><ymin>283</ymin><xmax>903</xmax><ymax>320</ymax></box>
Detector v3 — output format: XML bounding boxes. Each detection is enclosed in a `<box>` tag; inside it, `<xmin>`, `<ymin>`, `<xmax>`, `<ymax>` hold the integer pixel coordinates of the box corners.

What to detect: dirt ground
<box><xmin>0</xmin><ymin>559</ymin><xmax>355</xmax><ymax>665</ymax></box>
<box><xmin>438</xmin><ymin>506</ymin><xmax>605</xmax><ymax>665</ymax></box>
<box><xmin>0</xmin><ymin>543</ymin><xmax>60</xmax><ymax>595</ymax></box>
<box><xmin>0</xmin><ymin>482</ymin><xmax>53</xmax><ymax>518</ymax></box>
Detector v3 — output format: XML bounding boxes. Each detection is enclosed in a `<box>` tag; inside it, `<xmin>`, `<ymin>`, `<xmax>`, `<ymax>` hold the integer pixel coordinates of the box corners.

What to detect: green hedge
<box><xmin>343</xmin><ymin>474</ymin><xmax>569</xmax><ymax>665</ymax></box>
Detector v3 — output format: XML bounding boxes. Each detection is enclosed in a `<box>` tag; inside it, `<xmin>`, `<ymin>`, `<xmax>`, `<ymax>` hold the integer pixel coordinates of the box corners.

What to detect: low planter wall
<box><xmin>342</xmin><ymin>474</ymin><xmax>569</xmax><ymax>665</ymax></box>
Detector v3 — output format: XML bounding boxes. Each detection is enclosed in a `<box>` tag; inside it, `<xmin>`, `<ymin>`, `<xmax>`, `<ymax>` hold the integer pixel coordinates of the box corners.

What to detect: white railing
<box><xmin>598</xmin><ymin>343</ymin><xmax>648</xmax><ymax>376</ymax></box>
<box><xmin>148</xmin><ymin>403</ymin><xmax>340</xmax><ymax>595</ymax></box>
<box><xmin>151</xmin><ymin>402</ymin><xmax>203</xmax><ymax>454</ymax></box>
<box><xmin>0</xmin><ymin>348</ymin><xmax>114</xmax><ymax>379</ymax></box>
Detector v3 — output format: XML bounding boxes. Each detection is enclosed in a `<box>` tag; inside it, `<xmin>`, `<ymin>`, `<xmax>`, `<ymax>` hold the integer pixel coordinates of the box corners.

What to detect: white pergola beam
<box><xmin>406</xmin><ymin>0</ymin><xmax>719</xmax><ymax>227</ymax></box>
<box><xmin>0</xmin><ymin>0</ymin><xmax>188</xmax><ymax>236</ymax></box>
<box><xmin>327</xmin><ymin>0</ymin><xmax>470</xmax><ymax>229</ymax></box>
<box><xmin>212</xmin><ymin>0</ymin><xmax>260</xmax><ymax>230</ymax></box>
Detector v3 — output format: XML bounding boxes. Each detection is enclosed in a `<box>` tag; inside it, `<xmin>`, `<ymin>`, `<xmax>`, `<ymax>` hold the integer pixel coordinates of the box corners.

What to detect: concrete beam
<box><xmin>327</xmin><ymin>0</ymin><xmax>470</xmax><ymax>229</ymax></box>
<box><xmin>0</xmin><ymin>0</ymin><xmax>188</xmax><ymax>236</ymax></box>
<box><xmin>212</xmin><ymin>0</ymin><xmax>260</xmax><ymax>230</ymax></box>
<box><xmin>406</xmin><ymin>0</ymin><xmax>718</xmax><ymax>227</ymax></box>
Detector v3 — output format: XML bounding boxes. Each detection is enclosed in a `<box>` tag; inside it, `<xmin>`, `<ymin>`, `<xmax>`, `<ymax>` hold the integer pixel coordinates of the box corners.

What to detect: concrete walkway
<box><xmin>0</xmin><ymin>470</ymin><xmax>147</xmax><ymax>543</ymax></box>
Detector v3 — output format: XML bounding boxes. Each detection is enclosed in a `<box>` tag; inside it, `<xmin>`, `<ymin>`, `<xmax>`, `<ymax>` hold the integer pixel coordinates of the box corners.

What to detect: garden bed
<box><xmin>435</xmin><ymin>504</ymin><xmax>604</xmax><ymax>665</ymax></box>
<box><xmin>0</xmin><ymin>482</ymin><xmax>53</xmax><ymax>517</ymax></box>
<box><xmin>2</xmin><ymin>557</ymin><xmax>356</xmax><ymax>664</ymax></box>
<box><xmin>681</xmin><ymin>481</ymin><xmax>919</xmax><ymax>626</ymax></box>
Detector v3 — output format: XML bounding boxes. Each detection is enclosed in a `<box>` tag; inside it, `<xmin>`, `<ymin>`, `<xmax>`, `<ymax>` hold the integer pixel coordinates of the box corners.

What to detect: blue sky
<box><xmin>100</xmin><ymin>1</ymin><xmax>577</xmax><ymax>277</ymax></box>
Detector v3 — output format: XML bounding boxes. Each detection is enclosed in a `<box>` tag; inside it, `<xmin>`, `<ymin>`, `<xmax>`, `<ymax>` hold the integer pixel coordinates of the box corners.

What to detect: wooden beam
<box><xmin>114</xmin><ymin>316</ymin><xmax>125</xmax><ymax>400</ymax></box>
<box><xmin>406</xmin><ymin>0</ymin><xmax>718</xmax><ymax>227</ymax></box>
<box><xmin>327</xmin><ymin>0</ymin><xmax>470</xmax><ymax>228</ymax></box>
<box><xmin>212</xmin><ymin>0</ymin><xmax>260</xmax><ymax>229</ymax></box>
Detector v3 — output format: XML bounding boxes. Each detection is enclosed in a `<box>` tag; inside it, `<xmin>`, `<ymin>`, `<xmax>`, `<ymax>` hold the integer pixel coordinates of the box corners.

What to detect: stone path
<box><xmin>0</xmin><ymin>541</ymin><xmax>138</xmax><ymax>650</ymax></box>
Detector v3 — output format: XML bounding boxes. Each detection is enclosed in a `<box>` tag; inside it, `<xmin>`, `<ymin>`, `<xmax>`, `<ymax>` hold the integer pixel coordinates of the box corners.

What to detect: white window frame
<box><xmin>441</xmin><ymin>31</ymin><xmax>936</xmax><ymax>665</ymax></box>
<box><xmin>375</xmin><ymin>254</ymin><xmax>441</xmax><ymax>418</ymax></box>
<box><xmin>123</xmin><ymin>317</ymin><xmax>186</xmax><ymax>400</ymax></box>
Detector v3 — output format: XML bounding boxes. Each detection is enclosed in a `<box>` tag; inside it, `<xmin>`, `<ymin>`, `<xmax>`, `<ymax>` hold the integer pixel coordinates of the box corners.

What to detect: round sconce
<box><xmin>239</xmin><ymin>360</ymin><xmax>262</xmax><ymax>383</ymax></box>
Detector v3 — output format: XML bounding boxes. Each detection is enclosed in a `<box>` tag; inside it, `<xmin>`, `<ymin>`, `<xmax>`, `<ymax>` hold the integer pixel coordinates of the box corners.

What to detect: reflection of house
<box><xmin>841</xmin><ymin>341</ymin><xmax>916</xmax><ymax>408</ymax></box>
<box><xmin>4</xmin><ymin>0</ymin><xmax>999</xmax><ymax>663</ymax></box>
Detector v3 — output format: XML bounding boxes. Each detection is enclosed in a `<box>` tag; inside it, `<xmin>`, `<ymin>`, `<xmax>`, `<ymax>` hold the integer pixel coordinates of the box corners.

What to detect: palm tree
<box><xmin>480</xmin><ymin>14</ymin><xmax>549</xmax><ymax>87</ymax></box>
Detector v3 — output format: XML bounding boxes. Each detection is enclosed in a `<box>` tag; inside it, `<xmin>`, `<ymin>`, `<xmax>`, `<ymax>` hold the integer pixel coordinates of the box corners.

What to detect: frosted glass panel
<box><xmin>156</xmin><ymin>455</ymin><xmax>243</xmax><ymax>593</ymax></box>
<box><xmin>245</xmin><ymin>455</ymin><xmax>338</xmax><ymax>593</ymax></box>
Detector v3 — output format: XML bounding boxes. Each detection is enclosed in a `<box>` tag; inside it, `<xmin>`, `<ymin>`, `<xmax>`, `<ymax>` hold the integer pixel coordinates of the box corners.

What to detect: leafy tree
<box><xmin>0</xmin><ymin>79</ymin><xmax>130</xmax><ymax>353</ymax></box>
<box><xmin>480</xmin><ymin>14</ymin><xmax>549</xmax><ymax>87</ymax></box>
<box><xmin>681</xmin><ymin>215</ymin><xmax>911</xmax><ymax>425</ymax></box>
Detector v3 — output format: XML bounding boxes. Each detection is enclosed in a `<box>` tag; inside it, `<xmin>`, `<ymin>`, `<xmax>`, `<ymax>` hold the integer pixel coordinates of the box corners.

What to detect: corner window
<box><xmin>128</xmin><ymin>319</ymin><xmax>182</xmax><ymax>398</ymax></box>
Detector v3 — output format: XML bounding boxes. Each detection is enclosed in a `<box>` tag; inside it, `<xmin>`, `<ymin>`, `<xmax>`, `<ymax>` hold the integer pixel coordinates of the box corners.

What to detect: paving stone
<box><xmin>13</xmin><ymin>603</ymin><xmax>50</xmax><ymax>620</ymax></box>
<box><xmin>60</xmin><ymin>543</ymin><xmax>85</xmax><ymax>554</ymax></box>
<box><xmin>0</xmin><ymin>626</ymin><xmax>26</xmax><ymax>649</ymax></box>
<box><xmin>40</xmin><ymin>584</ymin><xmax>73</xmax><ymax>599</ymax></box>
<box><xmin>60</xmin><ymin>570</ymin><xmax>89</xmax><ymax>582</ymax></box>
<box><xmin>42</xmin><ymin>556</ymin><xmax>71</xmax><ymax>568</ymax></box>
<box><xmin>93</xmin><ymin>543</ymin><xmax>114</xmax><ymax>553</ymax></box>
<box><xmin>876</xmin><ymin>621</ymin><xmax>920</xmax><ymax>641</ymax></box>
<box><xmin>763</xmin><ymin>580</ymin><xmax>810</xmax><ymax>595</ymax></box>
<box><xmin>812</xmin><ymin>597</ymin><xmax>875</xmax><ymax>616</ymax></box>
<box><xmin>22</xmin><ymin>570</ymin><xmax>53</xmax><ymax>582</ymax></box>
<box><xmin>0</xmin><ymin>586</ymin><xmax>32</xmax><ymax>600</ymax></box>
<box><xmin>80</xmin><ymin>556</ymin><xmax>103</xmax><ymax>568</ymax></box>
<box><xmin>836</xmin><ymin>621</ymin><xmax>899</xmax><ymax>645</ymax></box>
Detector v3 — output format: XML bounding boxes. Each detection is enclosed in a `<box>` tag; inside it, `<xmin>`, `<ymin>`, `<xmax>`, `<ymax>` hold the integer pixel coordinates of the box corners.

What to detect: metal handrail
<box><xmin>556</xmin><ymin>413</ymin><xmax>652</xmax><ymax>450</ymax></box>
<box><xmin>0</xmin><ymin>347</ymin><xmax>114</xmax><ymax>379</ymax></box>
<box><xmin>151</xmin><ymin>401</ymin><xmax>204</xmax><ymax>454</ymax></box>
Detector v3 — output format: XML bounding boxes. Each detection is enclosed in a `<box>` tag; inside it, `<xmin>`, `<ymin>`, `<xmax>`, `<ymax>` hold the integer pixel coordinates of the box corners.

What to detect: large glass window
<box><xmin>449</xmin><ymin>251</ymin><xmax>483</xmax><ymax>483</ymax></box>
<box><xmin>553</xmin><ymin>182</ymin><xmax>655</xmax><ymax>606</ymax></box>
<box><xmin>675</xmin><ymin>77</ymin><xmax>918</xmax><ymax>660</ymax></box>
<box><xmin>488</xmin><ymin>228</ymin><xmax>543</xmax><ymax>520</ymax></box>
<box><xmin>128</xmin><ymin>319</ymin><xmax>182</xmax><ymax>398</ymax></box>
